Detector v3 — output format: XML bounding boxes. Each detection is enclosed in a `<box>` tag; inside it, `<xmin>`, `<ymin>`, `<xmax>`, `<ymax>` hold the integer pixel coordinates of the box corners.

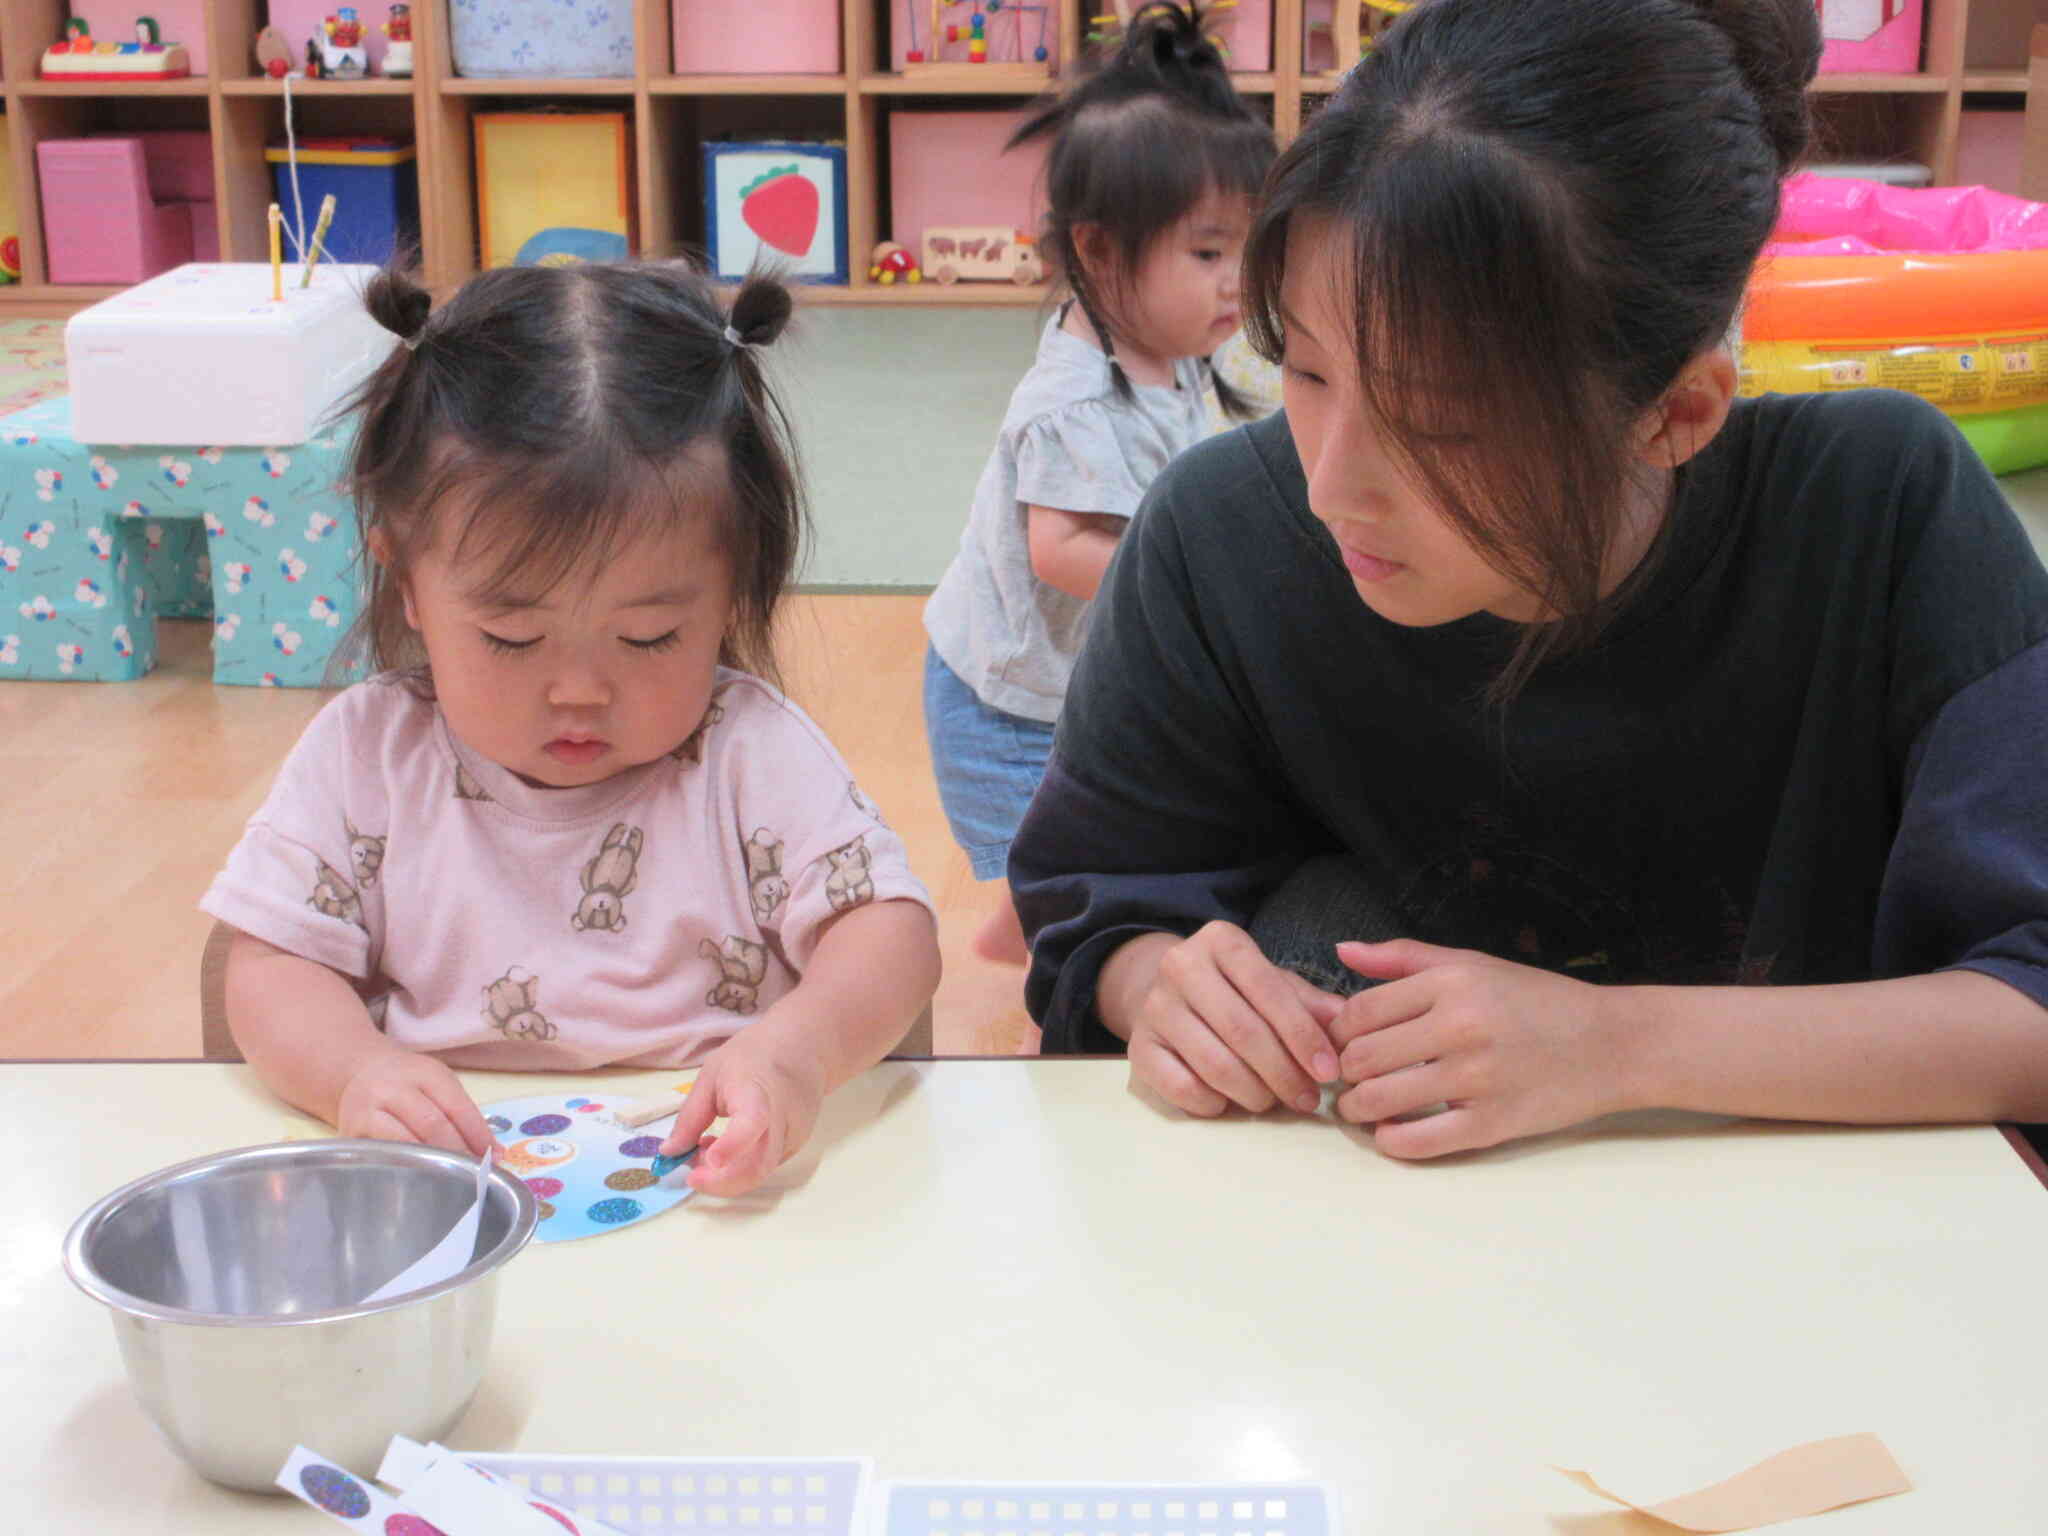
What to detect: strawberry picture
<box><xmin>738</xmin><ymin>165</ymin><xmax>820</xmax><ymax>258</ymax></box>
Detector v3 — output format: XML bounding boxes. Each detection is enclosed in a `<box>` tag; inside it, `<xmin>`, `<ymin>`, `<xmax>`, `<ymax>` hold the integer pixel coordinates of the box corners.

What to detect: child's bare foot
<box><xmin>971</xmin><ymin>895</ymin><xmax>1030</xmax><ymax>966</ymax></box>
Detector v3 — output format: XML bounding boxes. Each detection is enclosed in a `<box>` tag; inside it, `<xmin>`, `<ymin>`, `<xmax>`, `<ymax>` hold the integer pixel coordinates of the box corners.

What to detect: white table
<box><xmin>11</xmin><ymin>1060</ymin><xmax>2048</xmax><ymax>1531</ymax></box>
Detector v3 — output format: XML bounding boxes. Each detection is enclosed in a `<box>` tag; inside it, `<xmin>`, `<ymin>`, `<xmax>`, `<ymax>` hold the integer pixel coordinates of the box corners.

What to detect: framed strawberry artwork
<box><xmin>704</xmin><ymin>141</ymin><xmax>849</xmax><ymax>284</ymax></box>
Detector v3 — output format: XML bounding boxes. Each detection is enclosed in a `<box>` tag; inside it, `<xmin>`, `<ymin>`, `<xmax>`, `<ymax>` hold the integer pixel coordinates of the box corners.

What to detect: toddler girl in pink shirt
<box><xmin>202</xmin><ymin>262</ymin><xmax>941</xmax><ymax>1198</ymax></box>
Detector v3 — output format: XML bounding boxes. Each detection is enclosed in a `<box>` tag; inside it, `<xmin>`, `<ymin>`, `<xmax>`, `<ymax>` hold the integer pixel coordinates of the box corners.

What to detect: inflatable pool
<box><xmin>1741</xmin><ymin>175</ymin><xmax>2048</xmax><ymax>474</ymax></box>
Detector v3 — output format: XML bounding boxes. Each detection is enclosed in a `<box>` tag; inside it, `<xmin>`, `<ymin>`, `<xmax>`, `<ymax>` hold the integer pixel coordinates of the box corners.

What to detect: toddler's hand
<box><xmin>336</xmin><ymin>1048</ymin><xmax>497</xmax><ymax>1157</ymax></box>
<box><xmin>1127</xmin><ymin>920</ymin><xmax>1343</xmax><ymax>1117</ymax></box>
<box><xmin>659</xmin><ymin>1037</ymin><xmax>824</xmax><ymax>1198</ymax></box>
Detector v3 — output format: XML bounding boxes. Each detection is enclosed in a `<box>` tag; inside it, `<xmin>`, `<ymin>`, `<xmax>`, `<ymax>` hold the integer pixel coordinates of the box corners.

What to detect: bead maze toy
<box><xmin>902</xmin><ymin>0</ymin><xmax>1055</xmax><ymax>80</ymax></box>
<box><xmin>40</xmin><ymin>15</ymin><xmax>192</xmax><ymax>81</ymax></box>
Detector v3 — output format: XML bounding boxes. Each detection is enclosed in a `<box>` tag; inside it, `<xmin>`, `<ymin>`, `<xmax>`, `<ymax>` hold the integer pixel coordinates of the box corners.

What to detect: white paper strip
<box><xmin>362</xmin><ymin>1150</ymin><xmax>492</xmax><ymax>1305</ymax></box>
<box><xmin>276</xmin><ymin>1445</ymin><xmax>439</xmax><ymax>1532</ymax></box>
<box><xmin>379</xmin><ymin>1437</ymin><xmax>636</xmax><ymax>1536</ymax></box>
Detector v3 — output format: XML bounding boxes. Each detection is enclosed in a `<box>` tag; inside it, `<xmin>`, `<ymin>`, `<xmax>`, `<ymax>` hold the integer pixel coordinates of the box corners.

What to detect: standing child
<box><xmin>923</xmin><ymin>1</ymin><xmax>1275</xmax><ymax>965</ymax></box>
<box><xmin>1012</xmin><ymin>0</ymin><xmax>2048</xmax><ymax>1152</ymax></box>
<box><xmin>202</xmin><ymin>261</ymin><xmax>940</xmax><ymax>1198</ymax></box>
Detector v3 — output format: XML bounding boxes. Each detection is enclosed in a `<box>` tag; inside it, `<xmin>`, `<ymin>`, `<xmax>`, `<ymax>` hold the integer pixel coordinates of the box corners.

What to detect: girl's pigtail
<box><xmin>366</xmin><ymin>261</ymin><xmax>433</xmax><ymax>351</ymax></box>
<box><xmin>1204</xmin><ymin>356</ymin><xmax>1255</xmax><ymax>421</ymax></box>
<box><xmin>724</xmin><ymin>271</ymin><xmax>796</xmax><ymax>354</ymax></box>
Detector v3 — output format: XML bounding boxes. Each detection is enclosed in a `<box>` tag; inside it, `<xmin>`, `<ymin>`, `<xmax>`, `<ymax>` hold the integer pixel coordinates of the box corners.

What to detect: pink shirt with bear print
<box><xmin>201</xmin><ymin>669</ymin><xmax>934</xmax><ymax>1069</ymax></box>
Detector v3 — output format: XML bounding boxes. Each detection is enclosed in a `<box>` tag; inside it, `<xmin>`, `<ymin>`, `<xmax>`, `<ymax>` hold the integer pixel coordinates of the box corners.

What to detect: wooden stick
<box><xmin>268</xmin><ymin>203</ymin><xmax>283</xmax><ymax>301</ymax></box>
<box><xmin>301</xmin><ymin>193</ymin><xmax>337</xmax><ymax>287</ymax></box>
<box><xmin>615</xmin><ymin>1090</ymin><xmax>689</xmax><ymax>1128</ymax></box>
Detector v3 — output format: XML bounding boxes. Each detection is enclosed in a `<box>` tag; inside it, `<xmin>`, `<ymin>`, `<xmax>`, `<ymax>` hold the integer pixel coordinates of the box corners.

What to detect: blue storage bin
<box><xmin>267</xmin><ymin>138</ymin><xmax>420</xmax><ymax>267</ymax></box>
<box><xmin>449</xmin><ymin>0</ymin><xmax>635</xmax><ymax>78</ymax></box>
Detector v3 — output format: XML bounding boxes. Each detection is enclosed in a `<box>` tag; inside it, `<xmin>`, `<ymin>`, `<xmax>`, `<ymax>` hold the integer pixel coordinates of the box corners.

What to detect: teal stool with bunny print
<box><xmin>0</xmin><ymin>396</ymin><xmax>363</xmax><ymax>686</ymax></box>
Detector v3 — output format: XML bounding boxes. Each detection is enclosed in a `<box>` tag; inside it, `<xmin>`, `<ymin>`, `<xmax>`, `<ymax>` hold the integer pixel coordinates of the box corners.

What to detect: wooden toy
<box><xmin>867</xmin><ymin>241</ymin><xmax>924</xmax><ymax>284</ymax></box>
<box><xmin>902</xmin><ymin>1</ymin><xmax>1054</xmax><ymax>81</ymax></box>
<box><xmin>382</xmin><ymin>5</ymin><xmax>415</xmax><ymax>77</ymax></box>
<box><xmin>317</xmin><ymin>7</ymin><xmax>371</xmax><ymax>78</ymax></box>
<box><xmin>920</xmin><ymin>225</ymin><xmax>1041</xmax><ymax>285</ymax></box>
<box><xmin>41</xmin><ymin>15</ymin><xmax>192</xmax><ymax>81</ymax></box>
<box><xmin>255</xmin><ymin>25</ymin><xmax>295</xmax><ymax>76</ymax></box>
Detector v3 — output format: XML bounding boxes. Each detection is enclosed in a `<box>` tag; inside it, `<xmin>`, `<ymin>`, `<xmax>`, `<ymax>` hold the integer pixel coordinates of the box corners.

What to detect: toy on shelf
<box><xmin>903</xmin><ymin>0</ymin><xmax>1054</xmax><ymax>79</ymax></box>
<box><xmin>315</xmin><ymin>7</ymin><xmax>370</xmax><ymax>78</ymax></box>
<box><xmin>255</xmin><ymin>24</ymin><xmax>295</xmax><ymax>76</ymax></box>
<box><xmin>868</xmin><ymin>241</ymin><xmax>924</xmax><ymax>284</ymax></box>
<box><xmin>382</xmin><ymin>5</ymin><xmax>414</xmax><ymax>77</ymax></box>
<box><xmin>305</xmin><ymin>36</ymin><xmax>324</xmax><ymax>77</ymax></box>
<box><xmin>920</xmin><ymin>224</ymin><xmax>1042</xmax><ymax>285</ymax></box>
<box><xmin>41</xmin><ymin>15</ymin><xmax>193</xmax><ymax>81</ymax></box>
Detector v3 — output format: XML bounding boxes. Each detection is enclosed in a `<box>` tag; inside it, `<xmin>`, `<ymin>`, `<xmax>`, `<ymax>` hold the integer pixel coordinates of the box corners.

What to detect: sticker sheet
<box><xmin>465</xmin><ymin>1452</ymin><xmax>871</xmax><ymax>1536</ymax></box>
<box><xmin>481</xmin><ymin>1088</ymin><xmax>699</xmax><ymax>1244</ymax></box>
<box><xmin>878</xmin><ymin>1482</ymin><xmax>1338</xmax><ymax>1536</ymax></box>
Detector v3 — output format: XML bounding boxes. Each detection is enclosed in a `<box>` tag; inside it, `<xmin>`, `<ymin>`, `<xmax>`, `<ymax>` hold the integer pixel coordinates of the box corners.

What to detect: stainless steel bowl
<box><xmin>63</xmin><ymin>1139</ymin><xmax>537</xmax><ymax>1491</ymax></box>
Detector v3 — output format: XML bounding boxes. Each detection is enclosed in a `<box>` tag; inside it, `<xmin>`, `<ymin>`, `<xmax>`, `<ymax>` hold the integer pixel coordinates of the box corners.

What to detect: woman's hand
<box><xmin>1329</xmin><ymin>940</ymin><xmax>1634</xmax><ymax>1157</ymax></box>
<box><xmin>659</xmin><ymin>1034</ymin><xmax>826</xmax><ymax>1197</ymax></box>
<box><xmin>1115</xmin><ymin>922</ymin><xmax>1344</xmax><ymax>1116</ymax></box>
<box><xmin>336</xmin><ymin>1047</ymin><xmax>498</xmax><ymax>1156</ymax></box>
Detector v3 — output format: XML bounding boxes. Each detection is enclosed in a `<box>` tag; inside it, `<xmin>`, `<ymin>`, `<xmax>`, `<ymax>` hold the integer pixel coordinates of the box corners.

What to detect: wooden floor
<box><xmin>0</xmin><ymin>596</ymin><xmax>1039</xmax><ymax>1059</ymax></box>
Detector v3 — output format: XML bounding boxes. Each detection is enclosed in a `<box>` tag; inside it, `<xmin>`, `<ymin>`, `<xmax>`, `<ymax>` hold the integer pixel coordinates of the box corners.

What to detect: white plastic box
<box><xmin>66</xmin><ymin>263</ymin><xmax>396</xmax><ymax>446</ymax></box>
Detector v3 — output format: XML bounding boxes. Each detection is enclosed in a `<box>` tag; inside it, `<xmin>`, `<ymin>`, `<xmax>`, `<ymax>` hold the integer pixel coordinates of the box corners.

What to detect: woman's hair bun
<box><xmin>726</xmin><ymin>272</ymin><xmax>795</xmax><ymax>349</ymax></box>
<box><xmin>1690</xmin><ymin>0</ymin><xmax>1821</xmax><ymax>172</ymax></box>
<box><xmin>365</xmin><ymin>262</ymin><xmax>433</xmax><ymax>343</ymax></box>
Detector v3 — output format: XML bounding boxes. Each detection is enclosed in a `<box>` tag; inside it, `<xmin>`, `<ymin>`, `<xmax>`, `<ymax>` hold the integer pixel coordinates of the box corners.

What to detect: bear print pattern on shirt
<box><xmin>572</xmin><ymin>823</ymin><xmax>643</xmax><ymax>933</ymax></box>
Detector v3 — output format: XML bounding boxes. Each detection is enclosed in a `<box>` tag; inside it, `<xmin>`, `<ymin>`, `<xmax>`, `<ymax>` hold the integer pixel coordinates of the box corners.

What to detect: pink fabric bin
<box><xmin>888</xmin><ymin>108</ymin><xmax>1048</xmax><ymax>258</ymax></box>
<box><xmin>673</xmin><ymin>0</ymin><xmax>841</xmax><ymax>73</ymax></box>
<box><xmin>37</xmin><ymin>139</ymin><xmax>202</xmax><ymax>285</ymax></box>
<box><xmin>1815</xmin><ymin>0</ymin><xmax>1923</xmax><ymax>74</ymax></box>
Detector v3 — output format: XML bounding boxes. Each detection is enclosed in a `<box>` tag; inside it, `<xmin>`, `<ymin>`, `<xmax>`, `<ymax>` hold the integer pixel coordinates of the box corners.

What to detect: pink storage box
<box><xmin>889</xmin><ymin>108</ymin><xmax>1048</xmax><ymax>259</ymax></box>
<box><xmin>1815</xmin><ymin>0</ymin><xmax>1923</xmax><ymax>74</ymax></box>
<box><xmin>673</xmin><ymin>0</ymin><xmax>840</xmax><ymax>74</ymax></box>
<box><xmin>70</xmin><ymin>0</ymin><xmax>211</xmax><ymax>73</ymax></box>
<box><xmin>267</xmin><ymin>0</ymin><xmax>394</xmax><ymax>73</ymax></box>
<box><xmin>38</xmin><ymin>137</ymin><xmax>219</xmax><ymax>285</ymax></box>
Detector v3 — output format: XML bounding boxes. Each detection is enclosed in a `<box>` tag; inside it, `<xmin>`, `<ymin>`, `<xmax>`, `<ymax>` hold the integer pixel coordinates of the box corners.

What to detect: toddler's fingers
<box><xmin>423</xmin><ymin>1078</ymin><xmax>496</xmax><ymax>1158</ymax></box>
<box><xmin>660</xmin><ymin>1076</ymin><xmax>720</xmax><ymax>1158</ymax></box>
<box><xmin>688</xmin><ymin>1117</ymin><xmax>771</xmax><ymax>1195</ymax></box>
<box><xmin>388</xmin><ymin>1093</ymin><xmax>470</xmax><ymax>1154</ymax></box>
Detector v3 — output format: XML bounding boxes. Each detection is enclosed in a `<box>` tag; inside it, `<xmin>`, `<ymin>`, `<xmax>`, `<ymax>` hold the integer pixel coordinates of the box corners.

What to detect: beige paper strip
<box><xmin>1554</xmin><ymin>1433</ymin><xmax>1911</xmax><ymax>1532</ymax></box>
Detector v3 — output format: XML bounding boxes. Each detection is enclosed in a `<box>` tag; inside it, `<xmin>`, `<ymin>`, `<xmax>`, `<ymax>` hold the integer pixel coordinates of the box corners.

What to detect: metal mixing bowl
<box><xmin>63</xmin><ymin>1139</ymin><xmax>537</xmax><ymax>1491</ymax></box>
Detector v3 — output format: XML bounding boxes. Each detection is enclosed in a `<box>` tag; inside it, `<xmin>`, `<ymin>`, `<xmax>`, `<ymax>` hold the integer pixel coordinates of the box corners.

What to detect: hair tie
<box><xmin>722</xmin><ymin>324</ymin><xmax>750</xmax><ymax>352</ymax></box>
<box><xmin>402</xmin><ymin>333</ymin><xmax>423</xmax><ymax>352</ymax></box>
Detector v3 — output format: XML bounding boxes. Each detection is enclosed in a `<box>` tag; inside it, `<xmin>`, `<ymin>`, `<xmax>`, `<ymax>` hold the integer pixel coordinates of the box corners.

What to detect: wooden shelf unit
<box><xmin>0</xmin><ymin>0</ymin><xmax>2041</xmax><ymax>315</ymax></box>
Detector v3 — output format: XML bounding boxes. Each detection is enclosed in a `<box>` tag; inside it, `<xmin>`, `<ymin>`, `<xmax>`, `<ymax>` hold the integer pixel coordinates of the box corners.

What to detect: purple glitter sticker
<box><xmin>618</xmin><ymin>1136</ymin><xmax>662</xmax><ymax>1158</ymax></box>
<box><xmin>518</xmin><ymin>1113</ymin><xmax>572</xmax><ymax>1136</ymax></box>
<box><xmin>300</xmin><ymin>1463</ymin><xmax>372</xmax><ymax>1519</ymax></box>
